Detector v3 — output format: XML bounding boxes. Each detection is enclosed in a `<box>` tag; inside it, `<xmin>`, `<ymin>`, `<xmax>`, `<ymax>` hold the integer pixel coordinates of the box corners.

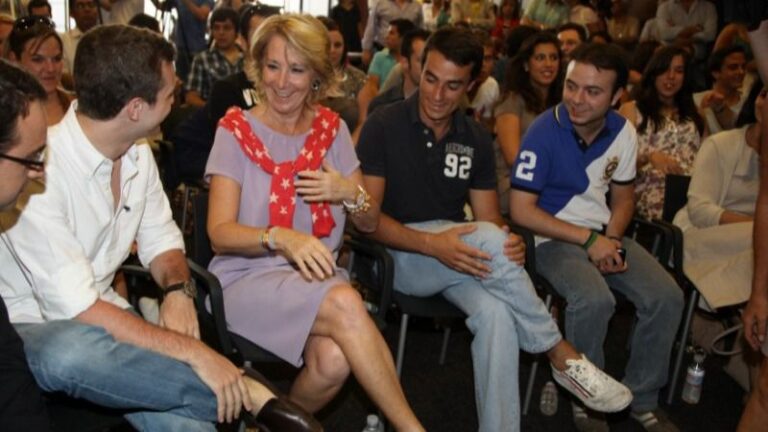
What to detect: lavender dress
<box><xmin>205</xmin><ymin>109</ymin><xmax>359</xmax><ymax>366</ymax></box>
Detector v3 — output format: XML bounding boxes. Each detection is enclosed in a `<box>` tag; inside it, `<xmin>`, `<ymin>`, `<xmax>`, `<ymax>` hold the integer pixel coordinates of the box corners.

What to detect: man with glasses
<box><xmin>61</xmin><ymin>0</ymin><xmax>99</xmax><ymax>75</ymax></box>
<box><xmin>0</xmin><ymin>60</ymin><xmax>50</xmax><ymax>431</ymax></box>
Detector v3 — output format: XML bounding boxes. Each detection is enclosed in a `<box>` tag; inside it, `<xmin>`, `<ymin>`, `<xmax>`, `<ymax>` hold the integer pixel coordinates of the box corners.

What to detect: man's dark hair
<box><xmin>210</xmin><ymin>6</ymin><xmax>238</xmax><ymax>32</ymax></box>
<box><xmin>0</xmin><ymin>60</ymin><xmax>46</xmax><ymax>152</ymax></box>
<box><xmin>401</xmin><ymin>28</ymin><xmax>430</xmax><ymax>61</ymax></box>
<box><xmin>74</xmin><ymin>25</ymin><xmax>175</xmax><ymax>120</ymax></box>
<box><xmin>557</xmin><ymin>22</ymin><xmax>587</xmax><ymax>43</ymax></box>
<box><xmin>503</xmin><ymin>25</ymin><xmax>538</xmax><ymax>58</ymax></box>
<box><xmin>569</xmin><ymin>42</ymin><xmax>628</xmax><ymax>94</ymax></box>
<box><xmin>27</xmin><ymin>0</ymin><xmax>52</xmax><ymax>16</ymax></box>
<box><xmin>238</xmin><ymin>3</ymin><xmax>279</xmax><ymax>38</ymax></box>
<box><xmin>128</xmin><ymin>13</ymin><xmax>161</xmax><ymax>33</ymax></box>
<box><xmin>389</xmin><ymin>18</ymin><xmax>417</xmax><ymax>39</ymax></box>
<box><xmin>707</xmin><ymin>45</ymin><xmax>746</xmax><ymax>74</ymax></box>
<box><xmin>422</xmin><ymin>26</ymin><xmax>484</xmax><ymax>81</ymax></box>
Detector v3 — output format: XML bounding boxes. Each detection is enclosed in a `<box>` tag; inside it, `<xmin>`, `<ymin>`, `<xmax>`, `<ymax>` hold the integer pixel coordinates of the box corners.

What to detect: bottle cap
<box><xmin>693</xmin><ymin>347</ymin><xmax>706</xmax><ymax>363</ymax></box>
<box><xmin>367</xmin><ymin>414</ymin><xmax>379</xmax><ymax>426</ymax></box>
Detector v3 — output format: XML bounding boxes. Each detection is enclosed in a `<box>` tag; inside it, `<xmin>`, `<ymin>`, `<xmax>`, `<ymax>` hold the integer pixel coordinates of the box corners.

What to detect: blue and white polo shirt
<box><xmin>510</xmin><ymin>103</ymin><xmax>637</xmax><ymax>231</ymax></box>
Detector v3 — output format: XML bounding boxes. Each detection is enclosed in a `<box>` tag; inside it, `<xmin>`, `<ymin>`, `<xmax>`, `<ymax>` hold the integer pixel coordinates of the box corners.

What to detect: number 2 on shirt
<box><xmin>444</xmin><ymin>153</ymin><xmax>471</xmax><ymax>179</ymax></box>
<box><xmin>515</xmin><ymin>150</ymin><xmax>537</xmax><ymax>181</ymax></box>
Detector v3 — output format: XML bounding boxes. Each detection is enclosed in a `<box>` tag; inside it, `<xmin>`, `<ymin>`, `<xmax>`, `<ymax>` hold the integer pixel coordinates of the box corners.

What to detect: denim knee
<box><xmin>571</xmin><ymin>288</ymin><xmax>616</xmax><ymax>318</ymax></box>
<box><xmin>465</xmin><ymin>299</ymin><xmax>514</xmax><ymax>336</ymax></box>
<box><xmin>20</xmin><ymin>321</ymin><xmax>113</xmax><ymax>390</ymax></box>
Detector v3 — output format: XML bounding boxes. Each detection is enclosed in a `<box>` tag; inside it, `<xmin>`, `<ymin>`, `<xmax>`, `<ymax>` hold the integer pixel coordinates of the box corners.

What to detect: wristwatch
<box><xmin>164</xmin><ymin>280</ymin><xmax>197</xmax><ymax>299</ymax></box>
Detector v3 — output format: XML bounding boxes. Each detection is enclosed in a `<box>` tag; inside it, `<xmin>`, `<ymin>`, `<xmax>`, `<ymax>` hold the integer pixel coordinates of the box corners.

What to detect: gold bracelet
<box><xmin>261</xmin><ymin>226</ymin><xmax>274</xmax><ymax>251</ymax></box>
<box><xmin>342</xmin><ymin>185</ymin><xmax>371</xmax><ymax>215</ymax></box>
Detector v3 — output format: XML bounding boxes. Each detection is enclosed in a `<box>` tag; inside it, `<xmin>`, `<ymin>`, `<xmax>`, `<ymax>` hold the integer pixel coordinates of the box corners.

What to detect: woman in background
<box><xmin>619</xmin><ymin>46</ymin><xmax>704</xmax><ymax>221</ymax></box>
<box><xmin>673</xmin><ymin>81</ymin><xmax>764</xmax><ymax>310</ymax></box>
<box><xmin>6</xmin><ymin>16</ymin><xmax>72</xmax><ymax>126</ymax></box>
<box><xmin>494</xmin><ymin>32</ymin><xmax>562</xmax><ymax>215</ymax></box>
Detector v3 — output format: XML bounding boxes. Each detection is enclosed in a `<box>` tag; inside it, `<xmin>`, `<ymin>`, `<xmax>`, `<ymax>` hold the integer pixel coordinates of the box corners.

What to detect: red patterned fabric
<box><xmin>219</xmin><ymin>106</ymin><xmax>339</xmax><ymax>237</ymax></box>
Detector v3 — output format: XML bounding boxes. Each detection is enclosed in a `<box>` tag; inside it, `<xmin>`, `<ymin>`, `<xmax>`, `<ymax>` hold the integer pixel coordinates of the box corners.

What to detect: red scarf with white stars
<box><xmin>219</xmin><ymin>106</ymin><xmax>339</xmax><ymax>238</ymax></box>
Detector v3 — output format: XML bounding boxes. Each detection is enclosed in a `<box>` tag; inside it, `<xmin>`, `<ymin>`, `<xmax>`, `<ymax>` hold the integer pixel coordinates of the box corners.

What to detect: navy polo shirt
<box><xmin>357</xmin><ymin>92</ymin><xmax>496</xmax><ymax>224</ymax></box>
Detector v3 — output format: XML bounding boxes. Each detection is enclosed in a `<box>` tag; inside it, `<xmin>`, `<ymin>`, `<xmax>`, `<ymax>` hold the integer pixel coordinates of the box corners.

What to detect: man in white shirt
<box><xmin>694</xmin><ymin>45</ymin><xmax>751</xmax><ymax>134</ymax></box>
<box><xmin>0</xmin><ymin>25</ymin><xmax>319</xmax><ymax>432</ymax></box>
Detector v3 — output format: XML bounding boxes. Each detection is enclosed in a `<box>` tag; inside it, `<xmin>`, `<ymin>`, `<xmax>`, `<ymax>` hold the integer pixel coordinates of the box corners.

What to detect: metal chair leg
<box><xmin>439</xmin><ymin>327</ymin><xmax>451</xmax><ymax>365</ymax></box>
<box><xmin>523</xmin><ymin>294</ymin><xmax>553</xmax><ymax>415</ymax></box>
<box><xmin>396</xmin><ymin>313</ymin><xmax>409</xmax><ymax>378</ymax></box>
<box><xmin>666</xmin><ymin>289</ymin><xmax>698</xmax><ymax>405</ymax></box>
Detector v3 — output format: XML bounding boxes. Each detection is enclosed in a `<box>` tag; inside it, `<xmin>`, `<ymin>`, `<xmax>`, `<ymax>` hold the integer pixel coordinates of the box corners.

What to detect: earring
<box><xmin>311</xmin><ymin>80</ymin><xmax>320</xmax><ymax>91</ymax></box>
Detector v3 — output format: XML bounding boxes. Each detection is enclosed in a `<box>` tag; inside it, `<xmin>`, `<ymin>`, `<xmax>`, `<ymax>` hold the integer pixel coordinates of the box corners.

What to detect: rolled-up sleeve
<box><xmin>135</xmin><ymin>147</ymin><xmax>185</xmax><ymax>267</ymax></box>
<box><xmin>5</xmin><ymin>182</ymin><xmax>100</xmax><ymax>321</ymax></box>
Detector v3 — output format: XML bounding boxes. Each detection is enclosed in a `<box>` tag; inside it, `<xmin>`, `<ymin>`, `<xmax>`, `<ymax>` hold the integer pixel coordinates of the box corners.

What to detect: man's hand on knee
<box><xmin>501</xmin><ymin>225</ymin><xmax>525</xmax><ymax>266</ymax></box>
<box><xmin>188</xmin><ymin>344</ymin><xmax>251</xmax><ymax>423</ymax></box>
<box><xmin>425</xmin><ymin>224</ymin><xmax>492</xmax><ymax>278</ymax></box>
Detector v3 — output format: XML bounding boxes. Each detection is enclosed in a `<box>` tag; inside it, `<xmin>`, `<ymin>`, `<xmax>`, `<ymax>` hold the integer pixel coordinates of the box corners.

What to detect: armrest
<box><xmin>344</xmin><ymin>233</ymin><xmax>394</xmax><ymax>330</ymax></box>
<box><xmin>652</xmin><ymin>219</ymin><xmax>686</xmax><ymax>286</ymax></box>
<box><xmin>119</xmin><ymin>259</ymin><xmax>235</xmax><ymax>360</ymax></box>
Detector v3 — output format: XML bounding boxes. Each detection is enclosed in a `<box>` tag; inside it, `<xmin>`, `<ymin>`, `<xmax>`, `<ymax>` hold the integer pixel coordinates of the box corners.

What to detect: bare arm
<box><xmin>184</xmin><ymin>91</ymin><xmax>206</xmax><ymax>108</ymax></box>
<box><xmin>605</xmin><ymin>182</ymin><xmax>634</xmax><ymax>240</ymax></box>
<box><xmin>207</xmin><ymin>175</ymin><xmax>336</xmax><ymax>281</ymax></box>
<box><xmin>494</xmin><ymin>113</ymin><xmax>523</xmax><ymax>167</ymax></box>
<box><xmin>469</xmin><ymin>188</ymin><xmax>525</xmax><ymax>265</ymax></box>
<box><xmin>149</xmin><ymin>249</ymin><xmax>199</xmax><ymax>339</ymax></box>
<box><xmin>362</xmin><ymin>175</ymin><xmax>494</xmax><ymax>278</ymax></box>
<box><xmin>744</xmin><ymin>33</ymin><xmax>768</xmax><ymax>348</ymax></box>
<box><xmin>509</xmin><ymin>188</ymin><xmax>623</xmax><ymax>272</ymax></box>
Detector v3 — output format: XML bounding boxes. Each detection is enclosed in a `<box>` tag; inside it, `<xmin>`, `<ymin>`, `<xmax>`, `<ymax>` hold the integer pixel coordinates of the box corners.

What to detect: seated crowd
<box><xmin>1</xmin><ymin>1</ymin><xmax>768</xmax><ymax>432</ymax></box>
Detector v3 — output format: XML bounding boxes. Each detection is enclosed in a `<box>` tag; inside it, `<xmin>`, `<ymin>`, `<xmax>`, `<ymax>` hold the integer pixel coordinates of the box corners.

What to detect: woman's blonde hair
<box><xmin>245</xmin><ymin>13</ymin><xmax>339</xmax><ymax>107</ymax></box>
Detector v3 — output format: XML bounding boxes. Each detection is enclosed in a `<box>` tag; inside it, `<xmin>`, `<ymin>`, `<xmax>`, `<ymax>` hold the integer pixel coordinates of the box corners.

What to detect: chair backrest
<box><xmin>191</xmin><ymin>190</ymin><xmax>214</xmax><ymax>267</ymax></box>
<box><xmin>661</xmin><ymin>174</ymin><xmax>692</xmax><ymax>223</ymax></box>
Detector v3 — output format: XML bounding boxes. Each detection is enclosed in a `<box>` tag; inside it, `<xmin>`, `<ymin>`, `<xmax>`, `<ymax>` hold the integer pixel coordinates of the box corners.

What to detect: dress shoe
<box><xmin>250</xmin><ymin>397</ymin><xmax>323</xmax><ymax>432</ymax></box>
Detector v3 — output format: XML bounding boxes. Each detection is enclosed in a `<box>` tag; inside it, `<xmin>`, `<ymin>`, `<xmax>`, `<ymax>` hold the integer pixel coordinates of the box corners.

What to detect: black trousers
<box><xmin>0</xmin><ymin>297</ymin><xmax>50</xmax><ymax>431</ymax></box>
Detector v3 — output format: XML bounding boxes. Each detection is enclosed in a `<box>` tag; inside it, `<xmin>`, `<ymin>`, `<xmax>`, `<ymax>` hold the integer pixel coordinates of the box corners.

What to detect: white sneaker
<box><xmin>551</xmin><ymin>354</ymin><xmax>633</xmax><ymax>413</ymax></box>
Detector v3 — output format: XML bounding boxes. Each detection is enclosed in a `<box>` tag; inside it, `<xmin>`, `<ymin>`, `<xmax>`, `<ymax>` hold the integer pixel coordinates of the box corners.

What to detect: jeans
<box><xmin>535</xmin><ymin>237</ymin><xmax>684</xmax><ymax>412</ymax></box>
<box><xmin>388</xmin><ymin>220</ymin><xmax>561</xmax><ymax>432</ymax></box>
<box><xmin>0</xmin><ymin>298</ymin><xmax>50</xmax><ymax>431</ymax></box>
<box><xmin>15</xmin><ymin>319</ymin><xmax>218</xmax><ymax>432</ymax></box>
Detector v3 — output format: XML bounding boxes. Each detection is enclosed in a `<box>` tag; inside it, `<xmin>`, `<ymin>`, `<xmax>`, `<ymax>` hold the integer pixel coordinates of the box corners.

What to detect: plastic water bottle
<box><xmin>681</xmin><ymin>348</ymin><xmax>706</xmax><ymax>404</ymax></box>
<box><xmin>362</xmin><ymin>414</ymin><xmax>384</xmax><ymax>432</ymax></box>
<box><xmin>539</xmin><ymin>380</ymin><xmax>558</xmax><ymax>416</ymax></box>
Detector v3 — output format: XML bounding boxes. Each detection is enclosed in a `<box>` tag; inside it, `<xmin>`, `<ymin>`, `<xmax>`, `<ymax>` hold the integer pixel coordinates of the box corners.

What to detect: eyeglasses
<box><xmin>0</xmin><ymin>148</ymin><xmax>46</xmax><ymax>172</ymax></box>
<box><xmin>13</xmin><ymin>15</ymin><xmax>55</xmax><ymax>31</ymax></box>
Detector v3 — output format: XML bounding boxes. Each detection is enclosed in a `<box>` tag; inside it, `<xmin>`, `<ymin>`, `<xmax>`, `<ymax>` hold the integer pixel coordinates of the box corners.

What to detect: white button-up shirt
<box><xmin>0</xmin><ymin>104</ymin><xmax>184</xmax><ymax>323</ymax></box>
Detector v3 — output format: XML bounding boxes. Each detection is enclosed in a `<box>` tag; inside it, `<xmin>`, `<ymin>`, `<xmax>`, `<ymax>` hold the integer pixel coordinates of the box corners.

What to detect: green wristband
<box><xmin>582</xmin><ymin>231</ymin><xmax>598</xmax><ymax>250</ymax></box>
